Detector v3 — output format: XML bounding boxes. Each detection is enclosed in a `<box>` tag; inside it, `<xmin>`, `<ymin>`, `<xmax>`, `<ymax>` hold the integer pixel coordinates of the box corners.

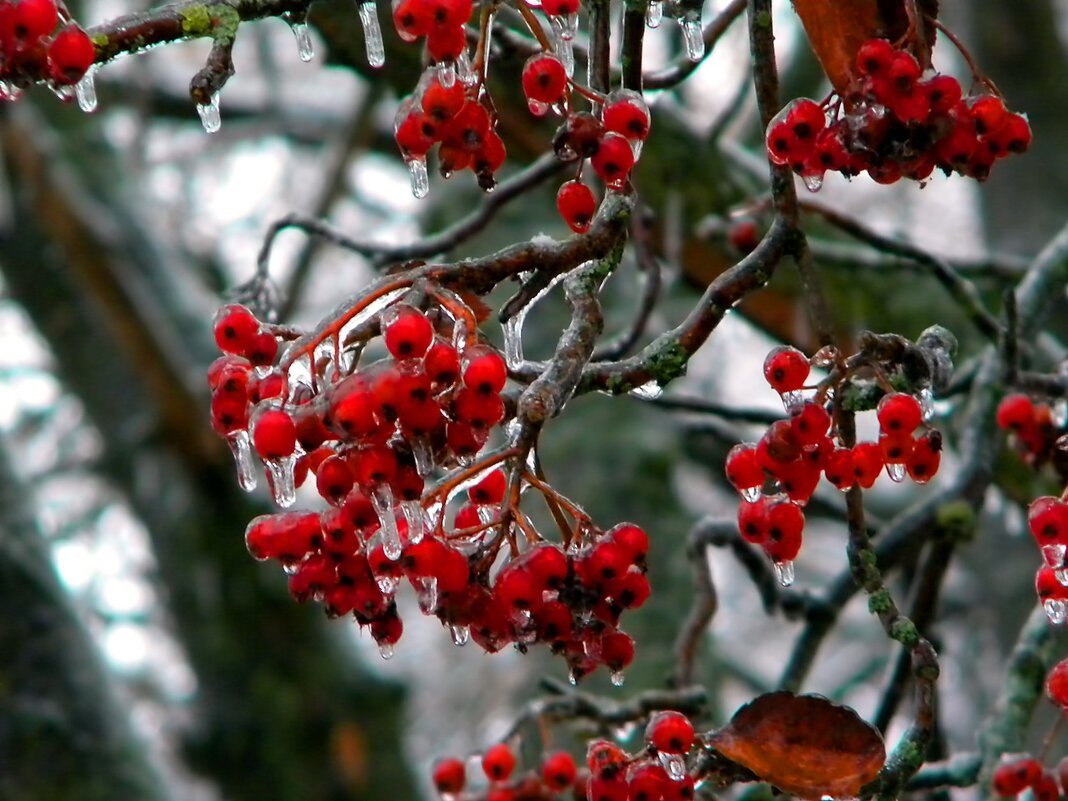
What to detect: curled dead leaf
<box><xmin>707</xmin><ymin>691</ymin><xmax>886</xmax><ymax>800</ymax></box>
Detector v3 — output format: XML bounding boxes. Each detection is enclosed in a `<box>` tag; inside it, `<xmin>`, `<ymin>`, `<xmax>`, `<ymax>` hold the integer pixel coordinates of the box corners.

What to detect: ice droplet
<box><xmin>780</xmin><ymin>389</ymin><xmax>805</xmax><ymax>413</ymax></box>
<box><xmin>401</xmin><ymin>500</ymin><xmax>427</xmax><ymax>545</ymax></box>
<box><xmin>358</xmin><ymin>2</ymin><xmax>386</xmax><ymax>67</ymax></box>
<box><xmin>740</xmin><ymin>486</ymin><xmax>761</xmax><ymax>503</ymax></box>
<box><xmin>457</xmin><ymin>49</ymin><xmax>477</xmax><ymax>86</ymax></box>
<box><xmin>266</xmin><ymin>454</ymin><xmax>297</xmax><ymax>507</ymax></box>
<box><xmin>378</xmin><ymin>642</ymin><xmax>395</xmax><ymax>660</ymax></box>
<box><xmin>802</xmin><ymin>173</ymin><xmax>824</xmax><ymax>193</ymax></box>
<box><xmin>1045</xmin><ymin>598</ymin><xmax>1068</xmax><ymax>625</ymax></box>
<box><xmin>417</xmin><ymin>575</ymin><xmax>439</xmax><ymax>613</ymax></box>
<box><xmin>610</xmin><ymin>670</ymin><xmax>626</xmax><ymax>687</ymax></box>
<box><xmin>196</xmin><ymin>92</ymin><xmax>221</xmax><ymax>134</ymax></box>
<box><xmin>810</xmin><ymin>345</ymin><xmax>839</xmax><ymax>367</ymax></box>
<box><xmin>75</xmin><ymin>68</ymin><xmax>97</xmax><ymax>112</ymax></box>
<box><xmin>646</xmin><ymin>0</ymin><xmax>663</xmax><ymax>28</ymax></box>
<box><xmin>527</xmin><ymin>98</ymin><xmax>550</xmax><ymax>117</ymax></box>
<box><xmin>773</xmin><ymin>560</ymin><xmax>795</xmax><ymax>587</ymax></box>
<box><xmin>658</xmin><ymin>752</ymin><xmax>687</xmax><ymax>781</ymax></box>
<box><xmin>918</xmin><ymin>386</ymin><xmax>934</xmax><ymax>422</ymax></box>
<box><xmin>568</xmin><ymin>670</ymin><xmax>579</xmax><ymax>686</ymax></box>
<box><xmin>680</xmin><ymin>16</ymin><xmax>704</xmax><ymax>61</ymax></box>
<box><xmin>450</xmin><ymin>624</ymin><xmax>470</xmax><ymax>646</ymax></box>
<box><xmin>371</xmin><ymin>485</ymin><xmax>403</xmax><ymax>560</ymax></box>
<box><xmin>406</xmin><ymin>157</ymin><xmax>429</xmax><ymax>199</ymax></box>
<box><xmin>1043</xmin><ymin>544</ymin><xmax>1067</xmax><ymax>569</ymax></box>
<box><xmin>1056</xmin><ymin>567</ymin><xmax>1068</xmax><ymax>587</ymax></box>
<box><xmin>291</xmin><ymin>21</ymin><xmax>314</xmax><ymax>62</ymax></box>
<box><xmin>629</xmin><ymin>381</ymin><xmax>662</xmax><ymax>400</ymax></box>
<box><xmin>376</xmin><ymin>575</ymin><xmax>399</xmax><ymax>595</ymax></box>
<box><xmin>226</xmin><ymin>429</ymin><xmax>258</xmax><ymax>492</ymax></box>
<box><xmin>436</xmin><ymin>59</ymin><xmax>457</xmax><ymax>88</ymax></box>
<box><xmin>502</xmin><ymin>313</ymin><xmax>526</xmax><ymax>370</ymax></box>
<box><xmin>630</xmin><ymin>137</ymin><xmax>645</xmax><ymax>161</ymax></box>
<box><xmin>563</xmin><ymin>11</ymin><xmax>579</xmax><ymax>38</ymax></box>
<box><xmin>1055</xmin><ymin>399</ymin><xmax>1068</xmax><ymax>428</ymax></box>
<box><xmin>886</xmin><ymin>462</ymin><xmax>906</xmax><ymax>483</ymax></box>
<box><xmin>411</xmin><ymin>437</ymin><xmax>435</xmax><ymax>476</ymax></box>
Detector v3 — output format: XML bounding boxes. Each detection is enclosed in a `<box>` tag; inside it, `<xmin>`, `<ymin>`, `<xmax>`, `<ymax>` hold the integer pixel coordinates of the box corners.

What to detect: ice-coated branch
<box><xmin>641</xmin><ymin>0</ymin><xmax>746</xmax><ymax>90</ymax></box>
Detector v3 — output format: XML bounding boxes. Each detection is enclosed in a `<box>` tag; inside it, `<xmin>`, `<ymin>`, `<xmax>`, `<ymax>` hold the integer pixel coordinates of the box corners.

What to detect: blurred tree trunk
<box><xmin>0</xmin><ymin>105</ymin><xmax>415</xmax><ymax>801</ymax></box>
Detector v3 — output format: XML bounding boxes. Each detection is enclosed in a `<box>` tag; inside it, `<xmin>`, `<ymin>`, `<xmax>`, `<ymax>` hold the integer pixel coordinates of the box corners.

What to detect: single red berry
<box><xmin>923</xmin><ymin>74</ymin><xmax>962</xmax><ymax>115</ymax></box>
<box><xmin>427</xmin><ymin>23</ymin><xmax>466</xmax><ymax>61</ymax></box>
<box><xmin>646</xmin><ymin>710</ymin><xmax>694</xmax><ymax>754</ymax></box>
<box><xmin>758</xmin><ymin>419</ymin><xmax>802</xmax><ymax>466</ymax></box>
<box><xmin>785</xmin><ymin>98</ymin><xmax>825</xmax><ymax>141</ymax></box>
<box><xmin>522</xmin><ymin>53</ymin><xmax>568</xmax><ymax>106</ymax></box>
<box><xmin>738</xmin><ymin>497</ymin><xmax>769</xmax><ymax>544</ymax></box>
<box><xmin>791</xmin><ymin>401</ymin><xmax>831</xmax><ymax>445</ymax></box>
<box><xmin>46</xmin><ymin>24</ymin><xmax>95</xmax><ymax>84</ymax></box>
<box><xmin>778</xmin><ymin>459</ymin><xmax>821</xmax><ymax>504</ymax></box>
<box><xmin>557</xmin><ymin>180</ymin><xmax>598</xmax><ymax>234</ymax></box>
<box><xmin>725</xmin><ymin>443</ymin><xmax>763</xmax><ymax>495</ymax></box>
<box><xmin>851</xmin><ymin>442</ymin><xmax>884</xmax><ymax>488</ymax></box>
<box><xmin>245</xmin><ymin>331</ymin><xmax>279</xmax><ymax>367</ymax></box>
<box><xmin>877</xmin><ymin>392</ymin><xmax>923</xmax><ymax>436</ymax></box>
<box><xmin>350</xmin><ymin>444</ymin><xmax>399</xmax><ymax>487</ymax></box>
<box><xmin>971</xmin><ymin>96</ymin><xmax>1010</xmax><ymax>136</ymax></box>
<box><xmin>590</xmin><ymin>132</ymin><xmax>635</xmax><ymax>191</ymax></box>
<box><xmin>392</xmin><ymin>0</ymin><xmax>432</xmax><ymax>40</ymax></box>
<box><xmin>1034</xmin><ymin>773</ymin><xmax>1061</xmax><ymax>801</ymax></box>
<box><xmin>11</xmin><ymin>0</ymin><xmax>58</xmax><ymax>42</ymax></box>
<box><xmin>542</xmin><ymin>752</ymin><xmax>578</xmax><ymax>792</ymax></box>
<box><xmin>432</xmin><ymin>757</ymin><xmax>466</xmax><ymax>795</ymax></box>
<box><xmin>1035</xmin><ymin>567</ymin><xmax>1068</xmax><ymax>603</ymax></box>
<box><xmin>541</xmin><ymin>0</ymin><xmax>579</xmax><ymax>14</ymax></box>
<box><xmin>462</xmin><ymin>346</ymin><xmax>507</xmax><ymax>394</ymax></box>
<box><xmin>384</xmin><ymin>305</ymin><xmax>434</xmax><ymax>359</ymax></box>
<box><xmin>1047</xmin><ymin>657</ymin><xmax>1068</xmax><ymax>709</ymax></box>
<box><xmin>599</xmin><ymin>629</ymin><xmax>634</xmax><ymax>672</ymax></box>
<box><xmin>1029</xmin><ymin>496</ymin><xmax>1068</xmax><ymax>547</ymax></box>
<box><xmin>727</xmin><ymin>218</ymin><xmax>759</xmax><ymax>254</ymax></box>
<box><xmin>395</xmin><ymin>104</ymin><xmax>435</xmax><ymax>158</ymax></box>
<box><xmin>763</xmin><ymin>346</ymin><xmax>809</xmax><ymax>394</ymax></box>
<box><xmin>252</xmin><ymin>408</ymin><xmax>297</xmax><ymax>459</ymax></box>
<box><xmin>602</xmin><ymin>90</ymin><xmax>651</xmax><ymax>142</ymax></box>
<box><xmin>316</xmin><ymin>454</ymin><xmax>354</xmax><ymax>505</ymax></box>
<box><xmin>823</xmin><ymin>447</ymin><xmax>856</xmax><ymax>491</ymax></box>
<box><xmin>906</xmin><ymin>430</ymin><xmax>942</xmax><ymax>484</ymax></box>
<box><xmin>879</xmin><ymin>432</ymin><xmax>915</xmax><ymax>465</ymax></box>
<box><xmin>421</xmin><ymin>76</ymin><xmax>465</xmax><ymax>123</ymax></box>
<box><xmin>213</xmin><ymin>304</ymin><xmax>260</xmax><ymax>355</ymax></box>
<box><xmin>482</xmin><ymin>743</ymin><xmax>517</xmax><ymax>783</ymax></box>
<box><xmin>997</xmin><ymin>393</ymin><xmax>1036</xmax><ymax>432</ymax></box>
<box><xmin>424</xmin><ymin>338</ymin><xmax>460</xmax><ymax>386</ymax></box>
<box><xmin>445</xmin><ymin>100</ymin><xmax>491</xmax><ymax>153</ymax></box>
<box><xmin>856</xmin><ymin>38</ymin><xmax>895</xmax><ymax>77</ymax></box>
<box><xmin>470</xmin><ymin>468</ymin><xmax>507</xmax><ymax>504</ymax></box>
<box><xmin>765</xmin><ymin>119</ymin><xmax>797</xmax><ymax>167</ymax></box>
<box><xmin>627</xmin><ymin>764</ymin><xmax>670</xmax><ymax>801</ymax></box>
<box><xmin>764</xmin><ymin>500</ymin><xmax>804</xmax><ymax>560</ymax></box>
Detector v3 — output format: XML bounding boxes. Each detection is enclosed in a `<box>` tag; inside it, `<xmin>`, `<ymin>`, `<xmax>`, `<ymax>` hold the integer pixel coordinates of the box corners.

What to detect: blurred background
<box><xmin>2</xmin><ymin>0</ymin><xmax>1067</xmax><ymax>798</ymax></box>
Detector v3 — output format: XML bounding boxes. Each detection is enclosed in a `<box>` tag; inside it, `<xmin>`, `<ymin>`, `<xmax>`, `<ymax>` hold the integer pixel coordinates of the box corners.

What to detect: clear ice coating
<box><xmin>680</xmin><ymin>16</ymin><xmax>704</xmax><ymax>61</ymax></box>
<box><xmin>918</xmin><ymin>386</ymin><xmax>935</xmax><ymax>422</ymax></box>
<box><xmin>550</xmin><ymin>25</ymin><xmax>575</xmax><ymax>78</ymax></box>
<box><xmin>436</xmin><ymin>58</ymin><xmax>457</xmax><ymax>88</ymax></box>
<box><xmin>645</xmin><ymin>0</ymin><xmax>663</xmax><ymax>27</ymax></box>
<box><xmin>528</xmin><ymin>98</ymin><xmax>550</xmax><ymax>117</ymax></box>
<box><xmin>773</xmin><ymin>559</ymin><xmax>795</xmax><ymax>587</ymax></box>
<box><xmin>376</xmin><ymin>575</ymin><xmax>399</xmax><ymax>595</ymax></box>
<box><xmin>740</xmin><ymin>486</ymin><xmax>761</xmax><ymax>503</ymax></box>
<box><xmin>401</xmin><ymin>500</ymin><xmax>426</xmax><ymax>545</ymax></box>
<box><xmin>75</xmin><ymin>68</ymin><xmax>97</xmax><ymax>112</ymax></box>
<box><xmin>1057</xmin><ymin>567</ymin><xmax>1068</xmax><ymax>587</ymax></box>
<box><xmin>629</xmin><ymin>381</ymin><xmax>662</xmax><ymax>400</ymax></box>
<box><xmin>411</xmin><ymin>437</ymin><xmax>435</xmax><ymax>476</ymax></box>
<box><xmin>457</xmin><ymin>49</ymin><xmax>477</xmax><ymax>86</ymax></box>
<box><xmin>358</xmin><ymin>2</ymin><xmax>386</xmax><ymax>67</ymax></box>
<box><xmin>781</xmin><ymin>389</ymin><xmax>805</xmax><ymax>413</ymax></box>
<box><xmin>406</xmin><ymin>157</ymin><xmax>430</xmax><ymax>199</ymax></box>
<box><xmin>1055</xmin><ymin>399</ymin><xmax>1068</xmax><ymax>428</ymax></box>
<box><xmin>378</xmin><ymin>642</ymin><xmax>395</xmax><ymax>660</ymax></box>
<box><xmin>291</xmin><ymin>21</ymin><xmax>315</xmax><ymax>62</ymax></box>
<box><xmin>197</xmin><ymin>92</ymin><xmax>221</xmax><ymax>134</ymax></box>
<box><xmin>1045</xmin><ymin>598</ymin><xmax>1068</xmax><ymax>625</ymax></box>
<box><xmin>371</xmin><ymin>484</ymin><xmax>403</xmax><ymax>560</ymax></box>
<box><xmin>450</xmin><ymin>624</ymin><xmax>470</xmax><ymax>646</ymax></box>
<box><xmin>266</xmin><ymin>454</ymin><xmax>297</xmax><ymax>507</ymax></box>
<box><xmin>417</xmin><ymin>575</ymin><xmax>439</xmax><ymax>613</ymax></box>
<box><xmin>658</xmin><ymin>752</ymin><xmax>687</xmax><ymax>781</ymax></box>
<box><xmin>610</xmin><ymin>670</ymin><xmax>626</xmax><ymax>687</ymax></box>
<box><xmin>802</xmin><ymin>173</ymin><xmax>824</xmax><ymax>193</ymax></box>
<box><xmin>886</xmin><ymin>462</ymin><xmax>906</xmax><ymax>483</ymax></box>
<box><xmin>1043</xmin><ymin>544</ymin><xmax>1067</xmax><ymax>569</ymax></box>
<box><xmin>226</xmin><ymin>429</ymin><xmax>258</xmax><ymax>492</ymax></box>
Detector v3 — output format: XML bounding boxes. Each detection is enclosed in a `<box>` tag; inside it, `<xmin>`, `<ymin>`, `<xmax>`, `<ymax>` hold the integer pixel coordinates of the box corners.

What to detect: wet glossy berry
<box><xmin>483</xmin><ymin>743</ymin><xmax>517</xmax><ymax>783</ymax></box>
<box><xmin>877</xmin><ymin>392</ymin><xmax>923</xmax><ymax>436</ymax></box>
<box><xmin>591</xmin><ymin>132</ymin><xmax>635</xmax><ymax>190</ymax></box>
<box><xmin>462</xmin><ymin>347</ymin><xmax>507</xmax><ymax>394</ymax></box>
<box><xmin>991</xmin><ymin>756</ymin><xmax>1042</xmax><ymax>797</ymax></box>
<box><xmin>384</xmin><ymin>305</ymin><xmax>433</xmax><ymax>359</ymax></box>
<box><xmin>603</xmin><ymin>90</ymin><xmax>650</xmax><ymax>142</ymax></box>
<box><xmin>543</xmin><ymin>752</ymin><xmax>578</xmax><ymax>791</ymax></box>
<box><xmin>646</xmin><ymin>710</ymin><xmax>694</xmax><ymax>754</ymax></box>
<box><xmin>253</xmin><ymin>409</ymin><xmax>297</xmax><ymax>459</ymax></box>
<box><xmin>763</xmin><ymin>346</ymin><xmax>809</xmax><ymax>393</ymax></box>
<box><xmin>522</xmin><ymin>53</ymin><xmax>568</xmax><ymax>106</ymax></box>
<box><xmin>432</xmin><ymin>757</ymin><xmax>466</xmax><ymax>795</ymax></box>
<box><xmin>725</xmin><ymin>443</ymin><xmax>763</xmax><ymax>494</ymax></box>
<box><xmin>470</xmin><ymin>468</ymin><xmax>507</xmax><ymax>504</ymax></box>
<box><xmin>557</xmin><ymin>180</ymin><xmax>598</xmax><ymax>233</ymax></box>
<box><xmin>214</xmin><ymin>304</ymin><xmax>260</xmax><ymax>355</ymax></box>
<box><xmin>997</xmin><ymin>393</ymin><xmax>1036</xmax><ymax>432</ymax></box>
<box><xmin>46</xmin><ymin>24</ymin><xmax>95</xmax><ymax>84</ymax></box>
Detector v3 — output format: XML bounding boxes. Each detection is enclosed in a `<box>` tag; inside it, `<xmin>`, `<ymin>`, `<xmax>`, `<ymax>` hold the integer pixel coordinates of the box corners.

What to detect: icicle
<box><xmin>610</xmin><ymin>670</ymin><xmax>626</xmax><ymax>687</ymax></box>
<box><xmin>562</xmin><ymin>10</ymin><xmax>579</xmax><ymax>38</ymax></box>
<box><xmin>657</xmin><ymin>752</ymin><xmax>687</xmax><ymax>781</ymax></box>
<box><xmin>436</xmin><ymin>59</ymin><xmax>457</xmax><ymax>88</ymax></box>
<box><xmin>1045</xmin><ymin>598</ymin><xmax>1068</xmax><ymax>625</ymax></box>
<box><xmin>75</xmin><ymin>68</ymin><xmax>97</xmax><ymax>112</ymax></box>
<box><xmin>629</xmin><ymin>381</ymin><xmax>662</xmax><ymax>400</ymax></box>
<box><xmin>197</xmin><ymin>92</ymin><xmax>222</xmax><ymax>134</ymax></box>
<box><xmin>358</xmin><ymin>1</ymin><xmax>386</xmax><ymax>67</ymax></box>
<box><xmin>406</xmin><ymin>157</ymin><xmax>430</xmax><ymax>199</ymax></box>
<box><xmin>527</xmin><ymin>98</ymin><xmax>550</xmax><ymax>117</ymax></box>
<box><xmin>378</xmin><ymin>642</ymin><xmax>395</xmax><ymax>659</ymax></box>
<box><xmin>502</xmin><ymin>311</ymin><xmax>527</xmax><ymax>369</ymax></box>
<box><xmin>1043</xmin><ymin>544</ymin><xmax>1067</xmax><ymax>570</ymax></box>
<box><xmin>477</xmin><ymin>505</ymin><xmax>498</xmax><ymax>525</ymax></box>
<box><xmin>457</xmin><ymin>49</ymin><xmax>477</xmax><ymax>86</ymax></box>
<box><xmin>802</xmin><ymin>173</ymin><xmax>824</xmax><ymax>193</ymax></box>
<box><xmin>680</xmin><ymin>15</ymin><xmax>704</xmax><ymax>61</ymax></box>
<box><xmin>773</xmin><ymin>560</ymin><xmax>795</xmax><ymax>587</ymax></box>
<box><xmin>450</xmin><ymin>624</ymin><xmax>470</xmax><ymax>646</ymax></box>
<box><xmin>886</xmin><ymin>462</ymin><xmax>906</xmax><ymax>483</ymax></box>
<box><xmin>401</xmin><ymin>500</ymin><xmax>426</xmax><ymax>545</ymax></box>
<box><xmin>780</xmin><ymin>389</ymin><xmax>805</xmax><ymax>413</ymax></box>
<box><xmin>645</xmin><ymin>0</ymin><xmax>663</xmax><ymax>28</ymax></box>
<box><xmin>417</xmin><ymin>575</ymin><xmax>439</xmax><ymax>613</ymax></box>
<box><xmin>918</xmin><ymin>386</ymin><xmax>935</xmax><ymax>422</ymax></box>
<box><xmin>376</xmin><ymin>575</ymin><xmax>399</xmax><ymax>595</ymax></box>
<box><xmin>411</xmin><ymin>437</ymin><xmax>435</xmax><ymax>476</ymax></box>
<box><xmin>371</xmin><ymin>484</ymin><xmax>403</xmax><ymax>560</ymax></box>
<box><xmin>451</xmin><ymin>317</ymin><xmax>469</xmax><ymax>355</ymax></box>
<box><xmin>291</xmin><ymin>21</ymin><xmax>315</xmax><ymax>62</ymax></box>
<box><xmin>51</xmin><ymin>83</ymin><xmax>75</xmax><ymax>101</ymax></box>
<box><xmin>266</xmin><ymin>455</ymin><xmax>297</xmax><ymax>507</ymax></box>
<box><xmin>740</xmin><ymin>486</ymin><xmax>761</xmax><ymax>503</ymax></box>
<box><xmin>226</xmin><ymin>429</ymin><xmax>258</xmax><ymax>492</ymax></box>
<box><xmin>630</xmin><ymin>138</ymin><xmax>644</xmax><ymax>161</ymax></box>
<box><xmin>1057</xmin><ymin>567</ymin><xmax>1068</xmax><ymax>587</ymax></box>
<box><xmin>550</xmin><ymin>24</ymin><xmax>575</xmax><ymax>78</ymax></box>
<box><xmin>568</xmin><ymin>670</ymin><xmax>579</xmax><ymax>686</ymax></box>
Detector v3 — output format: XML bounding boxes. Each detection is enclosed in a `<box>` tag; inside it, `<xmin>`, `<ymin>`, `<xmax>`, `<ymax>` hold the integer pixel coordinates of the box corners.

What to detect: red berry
<box><xmin>603</xmin><ymin>90</ymin><xmax>650</xmax><ymax>142</ymax></box>
<box><xmin>765</xmin><ymin>119</ymin><xmax>797</xmax><ymax>167</ymax></box>
<box><xmin>252</xmin><ymin>408</ymin><xmax>297</xmax><ymax>459</ymax></box>
<box><xmin>462</xmin><ymin>346</ymin><xmax>507</xmax><ymax>394</ymax></box>
<box><xmin>599</xmin><ymin>629</ymin><xmax>634</xmax><ymax>672</ymax></box>
<box><xmin>997</xmin><ymin>393</ymin><xmax>1036</xmax><ymax>432</ymax></box>
<box><xmin>1029</xmin><ymin>496</ymin><xmax>1068</xmax><ymax>547</ymax></box>
<box><xmin>1048</xmin><ymin>657</ymin><xmax>1068</xmax><ymax>709</ymax></box>
<box><xmin>823</xmin><ymin>447</ymin><xmax>856</xmax><ymax>491</ymax></box>
<box><xmin>522</xmin><ymin>53</ymin><xmax>568</xmax><ymax>106</ymax></box>
<box><xmin>542</xmin><ymin>752</ymin><xmax>578</xmax><ymax>792</ymax></box>
<box><xmin>351</xmin><ymin>444</ymin><xmax>398</xmax><ymax>487</ymax></box>
<box><xmin>395</xmin><ymin>104</ymin><xmax>435</xmax><ymax>158</ymax></box>
<box><xmin>851</xmin><ymin>442</ymin><xmax>884</xmax><ymax>488</ymax></box>
<box><xmin>879</xmin><ymin>432</ymin><xmax>915</xmax><ymax>465</ymax></box>
<box><xmin>786</xmin><ymin>98</ymin><xmax>825</xmax><ymax>141</ymax></box>
<box><xmin>542</xmin><ymin>0</ymin><xmax>579</xmax><ymax>14</ymax></box>
<box><xmin>727</xmin><ymin>218</ymin><xmax>759</xmax><ymax>254</ymax></box>
<box><xmin>856</xmin><ymin>38</ymin><xmax>894</xmax><ymax>77</ymax></box>
<box><xmin>646</xmin><ymin>710</ymin><xmax>694</xmax><ymax>754</ymax></box>
<box><xmin>392</xmin><ymin>0</ymin><xmax>432</xmax><ymax>40</ymax></box>
<box><xmin>384</xmin><ymin>305</ymin><xmax>434</xmax><ymax>359</ymax></box>
<box><xmin>876</xmin><ymin>392</ymin><xmax>923</xmax><ymax>436</ymax></box>
<box><xmin>906</xmin><ymin>430</ymin><xmax>942</xmax><ymax>484</ymax></box>
<box><xmin>738</xmin><ymin>497</ymin><xmax>769</xmax><ymax>544</ymax></box>
<box><xmin>424</xmin><ymin>338</ymin><xmax>460</xmax><ymax>386</ymax></box>
<box><xmin>557</xmin><ymin>180</ymin><xmax>598</xmax><ymax>234</ymax></box>
<box><xmin>421</xmin><ymin>76</ymin><xmax>465</xmax><ymax>123</ymax></box>
<box><xmin>791</xmin><ymin>401</ymin><xmax>831</xmax><ymax>445</ymax></box>
<box><xmin>1034</xmin><ymin>773</ymin><xmax>1061</xmax><ymax>801</ymax></box>
<box><xmin>46</xmin><ymin>24</ymin><xmax>95</xmax><ymax>84</ymax></box>
<box><xmin>11</xmin><ymin>0</ymin><xmax>57</xmax><ymax>42</ymax></box>
<box><xmin>427</xmin><ymin>23</ymin><xmax>466</xmax><ymax>61</ymax></box>
<box><xmin>246</xmin><ymin>331</ymin><xmax>279</xmax><ymax>367</ymax></box>
<box><xmin>725</xmin><ymin>443</ymin><xmax>763</xmax><ymax>494</ymax></box>
<box><xmin>764</xmin><ymin>500</ymin><xmax>804</xmax><ymax>561</ymax></box>
<box><xmin>763</xmin><ymin>346</ymin><xmax>809</xmax><ymax>394</ymax></box>
<box><xmin>213</xmin><ymin>304</ymin><xmax>260</xmax><ymax>355</ymax></box>
<box><xmin>758</xmin><ymin>419</ymin><xmax>802</xmax><ymax>466</ymax></box>
<box><xmin>470</xmin><ymin>468</ymin><xmax>507</xmax><ymax>504</ymax></box>
<box><xmin>482</xmin><ymin>743</ymin><xmax>517</xmax><ymax>783</ymax></box>
<box><xmin>992</xmin><ymin>757</ymin><xmax>1043</xmax><ymax>796</ymax></box>
<box><xmin>316</xmin><ymin>454</ymin><xmax>354</xmax><ymax>505</ymax></box>
<box><xmin>433</xmin><ymin>758</ymin><xmax>466</xmax><ymax>795</ymax></box>
<box><xmin>590</xmin><ymin>132</ymin><xmax>635</xmax><ymax>191</ymax></box>
<box><xmin>444</xmin><ymin>101</ymin><xmax>491</xmax><ymax>152</ymax></box>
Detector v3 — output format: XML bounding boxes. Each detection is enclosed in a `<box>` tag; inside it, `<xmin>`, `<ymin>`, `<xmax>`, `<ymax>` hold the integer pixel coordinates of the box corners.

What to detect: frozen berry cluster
<box><xmin>989</xmin><ymin>656</ymin><xmax>1068</xmax><ymax>799</ymax></box>
<box><xmin>0</xmin><ymin>0</ymin><xmax>95</xmax><ymax>99</ymax></box>
<box><xmin>766</xmin><ymin>38</ymin><xmax>1031</xmax><ymax>190</ymax></box>
<box><xmin>725</xmin><ymin>346</ymin><xmax>942</xmax><ymax>586</ymax></box>
<box><xmin>208</xmin><ymin>292</ymin><xmax>648</xmax><ymax>680</ymax></box>
<box><xmin>997</xmin><ymin>393</ymin><xmax>1061</xmax><ymax>468</ymax></box>
<box><xmin>431</xmin><ymin>711</ymin><xmax>700</xmax><ymax>801</ymax></box>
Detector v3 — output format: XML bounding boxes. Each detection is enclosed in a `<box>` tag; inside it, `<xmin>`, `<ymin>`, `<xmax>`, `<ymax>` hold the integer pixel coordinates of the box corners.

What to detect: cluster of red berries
<box><xmin>997</xmin><ymin>393</ymin><xmax>1061</xmax><ymax>468</ymax></box>
<box><xmin>725</xmin><ymin>346</ymin><xmax>942</xmax><ymax>586</ymax></box>
<box><xmin>0</xmin><ymin>0</ymin><xmax>95</xmax><ymax>98</ymax></box>
<box><xmin>432</xmin><ymin>711</ymin><xmax>700</xmax><ymax>801</ymax></box>
<box><xmin>990</xmin><ymin>656</ymin><xmax>1068</xmax><ymax>799</ymax></box>
<box><xmin>766</xmin><ymin>38</ymin><xmax>1031</xmax><ymax>189</ymax></box>
<box><xmin>208</xmin><ymin>294</ymin><xmax>648</xmax><ymax>679</ymax></box>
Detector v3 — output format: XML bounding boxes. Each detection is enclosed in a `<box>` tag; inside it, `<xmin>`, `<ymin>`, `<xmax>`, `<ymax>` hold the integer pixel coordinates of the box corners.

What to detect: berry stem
<box><xmin>532</xmin><ymin>447</ymin><xmax>574</xmax><ymax>545</ymax></box>
<box><xmin>515</xmin><ymin>0</ymin><xmax>556</xmax><ymax>53</ymax></box>
<box><xmin>1040</xmin><ymin>711</ymin><xmax>1066</xmax><ymax>761</ymax></box>
<box><xmin>929</xmin><ymin>18</ymin><xmax>1001</xmax><ymax>97</ymax></box>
